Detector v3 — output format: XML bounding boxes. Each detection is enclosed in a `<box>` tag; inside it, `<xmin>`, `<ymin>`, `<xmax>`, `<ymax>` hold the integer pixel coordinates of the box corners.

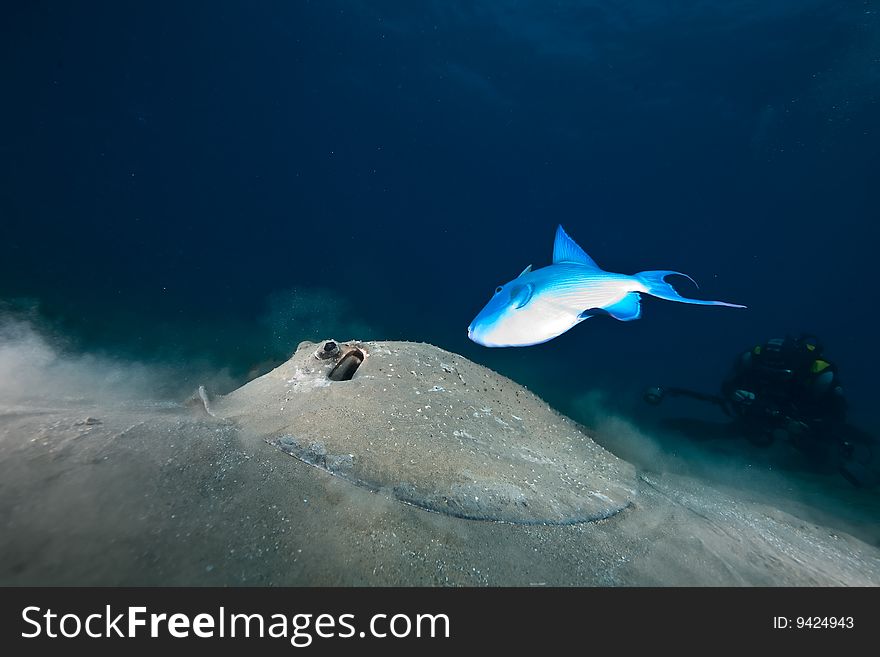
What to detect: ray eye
<box><xmin>495</xmin><ymin>286</ymin><xmax>503</xmax><ymax>294</ymax></box>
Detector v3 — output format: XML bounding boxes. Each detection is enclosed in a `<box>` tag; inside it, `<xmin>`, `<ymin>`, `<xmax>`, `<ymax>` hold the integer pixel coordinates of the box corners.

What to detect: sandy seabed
<box><xmin>1</xmin><ymin>339</ymin><xmax>878</xmax><ymax>586</ymax></box>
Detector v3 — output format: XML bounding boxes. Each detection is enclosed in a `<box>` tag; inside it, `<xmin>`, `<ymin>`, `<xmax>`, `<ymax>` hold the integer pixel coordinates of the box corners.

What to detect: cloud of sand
<box><xmin>259</xmin><ymin>287</ymin><xmax>380</xmax><ymax>356</ymax></box>
<box><xmin>570</xmin><ymin>389</ymin><xmax>718</xmax><ymax>477</ymax></box>
<box><xmin>572</xmin><ymin>388</ymin><xmax>810</xmax><ymax>484</ymax></box>
<box><xmin>0</xmin><ymin>285</ymin><xmax>384</xmax><ymax>404</ymax></box>
<box><xmin>570</xmin><ymin>388</ymin><xmax>880</xmax><ymax>546</ymax></box>
<box><xmin>0</xmin><ymin>303</ymin><xmax>237</xmax><ymax>405</ymax></box>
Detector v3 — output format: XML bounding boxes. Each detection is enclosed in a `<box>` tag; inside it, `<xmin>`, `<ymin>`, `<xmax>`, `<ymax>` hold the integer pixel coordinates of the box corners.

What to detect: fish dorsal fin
<box><xmin>518</xmin><ymin>264</ymin><xmax>532</xmax><ymax>278</ymax></box>
<box><xmin>552</xmin><ymin>225</ymin><xmax>600</xmax><ymax>268</ymax></box>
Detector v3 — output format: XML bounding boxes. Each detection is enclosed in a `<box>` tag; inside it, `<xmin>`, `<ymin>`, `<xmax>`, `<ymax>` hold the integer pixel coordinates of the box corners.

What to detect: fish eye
<box><xmin>495</xmin><ymin>286</ymin><xmax>503</xmax><ymax>294</ymax></box>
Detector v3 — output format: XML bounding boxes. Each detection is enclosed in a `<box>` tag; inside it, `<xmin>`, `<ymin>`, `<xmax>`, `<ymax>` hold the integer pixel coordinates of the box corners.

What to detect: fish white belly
<box><xmin>493</xmin><ymin>275</ymin><xmax>635</xmax><ymax>345</ymax></box>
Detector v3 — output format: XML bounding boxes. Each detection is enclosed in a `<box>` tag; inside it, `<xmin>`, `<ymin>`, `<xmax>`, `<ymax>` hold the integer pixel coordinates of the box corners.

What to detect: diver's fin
<box><xmin>518</xmin><ymin>264</ymin><xmax>532</xmax><ymax>278</ymax></box>
<box><xmin>636</xmin><ymin>270</ymin><xmax>746</xmax><ymax>308</ymax></box>
<box><xmin>510</xmin><ymin>283</ymin><xmax>534</xmax><ymax>309</ymax></box>
<box><xmin>552</xmin><ymin>225</ymin><xmax>600</xmax><ymax>268</ymax></box>
<box><xmin>604</xmin><ymin>293</ymin><xmax>642</xmax><ymax>321</ymax></box>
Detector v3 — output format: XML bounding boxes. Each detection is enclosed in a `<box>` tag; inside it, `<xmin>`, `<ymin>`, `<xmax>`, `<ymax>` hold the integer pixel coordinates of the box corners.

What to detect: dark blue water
<box><xmin>2</xmin><ymin>1</ymin><xmax>878</xmax><ymax>430</ymax></box>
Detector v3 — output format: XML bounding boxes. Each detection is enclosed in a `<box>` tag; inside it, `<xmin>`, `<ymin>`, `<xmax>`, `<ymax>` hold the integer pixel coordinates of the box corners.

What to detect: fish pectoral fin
<box><xmin>510</xmin><ymin>283</ymin><xmax>534</xmax><ymax>309</ymax></box>
<box><xmin>604</xmin><ymin>293</ymin><xmax>642</xmax><ymax>321</ymax></box>
<box><xmin>578</xmin><ymin>307</ymin><xmax>610</xmax><ymax>320</ymax></box>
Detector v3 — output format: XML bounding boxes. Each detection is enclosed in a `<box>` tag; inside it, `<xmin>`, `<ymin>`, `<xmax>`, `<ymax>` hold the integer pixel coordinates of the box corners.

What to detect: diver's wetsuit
<box><xmin>721</xmin><ymin>335</ymin><xmax>847</xmax><ymax>456</ymax></box>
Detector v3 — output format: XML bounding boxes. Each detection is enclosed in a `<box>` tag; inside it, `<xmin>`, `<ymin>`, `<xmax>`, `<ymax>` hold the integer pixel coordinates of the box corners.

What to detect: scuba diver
<box><xmin>644</xmin><ymin>334</ymin><xmax>876</xmax><ymax>487</ymax></box>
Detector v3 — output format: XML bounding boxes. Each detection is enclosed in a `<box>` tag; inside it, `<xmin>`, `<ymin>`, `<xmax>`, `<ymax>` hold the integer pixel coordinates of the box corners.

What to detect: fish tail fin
<box><xmin>635</xmin><ymin>270</ymin><xmax>746</xmax><ymax>308</ymax></box>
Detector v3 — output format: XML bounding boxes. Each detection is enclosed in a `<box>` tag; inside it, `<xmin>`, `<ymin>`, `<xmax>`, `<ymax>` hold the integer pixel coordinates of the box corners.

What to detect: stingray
<box><xmin>215</xmin><ymin>340</ymin><xmax>637</xmax><ymax>525</ymax></box>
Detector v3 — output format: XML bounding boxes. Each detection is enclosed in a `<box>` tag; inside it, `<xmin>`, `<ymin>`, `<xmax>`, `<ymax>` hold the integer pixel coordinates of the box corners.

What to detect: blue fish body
<box><xmin>467</xmin><ymin>225</ymin><xmax>745</xmax><ymax>347</ymax></box>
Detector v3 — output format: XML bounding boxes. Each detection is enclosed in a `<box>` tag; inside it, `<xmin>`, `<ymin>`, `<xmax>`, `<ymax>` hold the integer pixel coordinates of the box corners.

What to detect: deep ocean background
<box><xmin>2</xmin><ymin>1</ymin><xmax>878</xmax><ymax>432</ymax></box>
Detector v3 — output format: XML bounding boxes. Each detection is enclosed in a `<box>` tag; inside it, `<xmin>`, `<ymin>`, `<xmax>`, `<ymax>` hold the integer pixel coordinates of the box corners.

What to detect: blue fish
<box><xmin>467</xmin><ymin>225</ymin><xmax>745</xmax><ymax>347</ymax></box>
